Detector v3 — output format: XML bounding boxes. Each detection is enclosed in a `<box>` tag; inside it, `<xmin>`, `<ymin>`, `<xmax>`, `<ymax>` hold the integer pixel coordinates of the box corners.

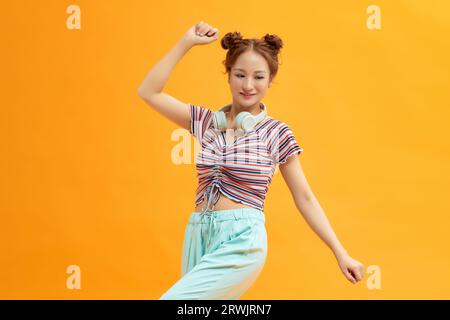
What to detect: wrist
<box><xmin>332</xmin><ymin>245</ymin><xmax>348</xmax><ymax>259</ymax></box>
<box><xmin>179</xmin><ymin>36</ymin><xmax>194</xmax><ymax>50</ymax></box>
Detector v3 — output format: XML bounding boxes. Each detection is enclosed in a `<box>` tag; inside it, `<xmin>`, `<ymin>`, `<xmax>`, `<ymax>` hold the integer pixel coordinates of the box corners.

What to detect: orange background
<box><xmin>1</xmin><ymin>0</ymin><xmax>449</xmax><ymax>299</ymax></box>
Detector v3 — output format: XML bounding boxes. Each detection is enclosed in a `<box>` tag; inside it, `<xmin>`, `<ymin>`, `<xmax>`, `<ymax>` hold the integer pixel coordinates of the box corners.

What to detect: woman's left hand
<box><xmin>335</xmin><ymin>252</ymin><xmax>365</xmax><ymax>284</ymax></box>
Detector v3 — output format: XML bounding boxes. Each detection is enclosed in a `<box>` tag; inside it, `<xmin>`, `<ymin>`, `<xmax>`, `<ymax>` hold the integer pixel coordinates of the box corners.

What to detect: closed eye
<box><xmin>236</xmin><ymin>74</ymin><xmax>265</xmax><ymax>79</ymax></box>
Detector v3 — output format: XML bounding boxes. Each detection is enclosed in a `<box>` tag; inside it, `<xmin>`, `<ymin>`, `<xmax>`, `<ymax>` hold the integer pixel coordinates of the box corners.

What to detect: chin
<box><xmin>240</xmin><ymin>96</ymin><xmax>258</xmax><ymax>102</ymax></box>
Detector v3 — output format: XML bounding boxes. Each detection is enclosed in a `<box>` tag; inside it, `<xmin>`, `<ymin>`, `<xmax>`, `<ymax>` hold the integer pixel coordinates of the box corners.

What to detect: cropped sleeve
<box><xmin>267</xmin><ymin>121</ymin><xmax>303</xmax><ymax>165</ymax></box>
<box><xmin>189</xmin><ymin>103</ymin><xmax>214</xmax><ymax>142</ymax></box>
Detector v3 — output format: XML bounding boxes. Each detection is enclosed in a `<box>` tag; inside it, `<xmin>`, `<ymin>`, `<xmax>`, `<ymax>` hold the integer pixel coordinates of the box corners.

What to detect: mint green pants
<box><xmin>159</xmin><ymin>208</ymin><xmax>267</xmax><ymax>300</ymax></box>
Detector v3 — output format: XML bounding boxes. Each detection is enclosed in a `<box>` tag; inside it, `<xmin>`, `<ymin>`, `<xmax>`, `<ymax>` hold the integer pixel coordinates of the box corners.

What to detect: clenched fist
<box><xmin>183</xmin><ymin>21</ymin><xmax>220</xmax><ymax>46</ymax></box>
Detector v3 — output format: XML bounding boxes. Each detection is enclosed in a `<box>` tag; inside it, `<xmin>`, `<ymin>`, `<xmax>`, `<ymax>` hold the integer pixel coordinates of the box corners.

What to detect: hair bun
<box><xmin>262</xmin><ymin>34</ymin><xmax>283</xmax><ymax>53</ymax></box>
<box><xmin>221</xmin><ymin>32</ymin><xmax>243</xmax><ymax>50</ymax></box>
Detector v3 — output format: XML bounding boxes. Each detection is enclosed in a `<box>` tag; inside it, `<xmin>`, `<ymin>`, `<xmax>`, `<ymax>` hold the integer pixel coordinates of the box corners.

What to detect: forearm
<box><xmin>138</xmin><ymin>37</ymin><xmax>193</xmax><ymax>96</ymax></box>
<box><xmin>296</xmin><ymin>194</ymin><xmax>348</xmax><ymax>259</ymax></box>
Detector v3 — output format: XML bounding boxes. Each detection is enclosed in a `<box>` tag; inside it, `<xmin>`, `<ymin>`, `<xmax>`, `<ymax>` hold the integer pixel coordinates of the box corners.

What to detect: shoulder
<box><xmin>189</xmin><ymin>104</ymin><xmax>216</xmax><ymax>139</ymax></box>
<box><xmin>189</xmin><ymin>103</ymin><xmax>215</xmax><ymax>118</ymax></box>
<box><xmin>262</xmin><ymin>117</ymin><xmax>299</xmax><ymax>147</ymax></box>
<box><xmin>262</xmin><ymin>116</ymin><xmax>293</xmax><ymax>132</ymax></box>
<box><xmin>257</xmin><ymin>117</ymin><xmax>292</xmax><ymax>147</ymax></box>
<box><xmin>189</xmin><ymin>103</ymin><xmax>216</xmax><ymax>129</ymax></box>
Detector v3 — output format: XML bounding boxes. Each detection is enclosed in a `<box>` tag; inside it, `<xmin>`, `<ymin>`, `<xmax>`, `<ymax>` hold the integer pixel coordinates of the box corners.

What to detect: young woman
<box><xmin>138</xmin><ymin>21</ymin><xmax>364</xmax><ymax>300</ymax></box>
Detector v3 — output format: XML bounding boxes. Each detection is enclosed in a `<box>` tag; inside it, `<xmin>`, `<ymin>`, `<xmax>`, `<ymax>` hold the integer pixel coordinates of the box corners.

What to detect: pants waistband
<box><xmin>189</xmin><ymin>207</ymin><xmax>265</xmax><ymax>224</ymax></box>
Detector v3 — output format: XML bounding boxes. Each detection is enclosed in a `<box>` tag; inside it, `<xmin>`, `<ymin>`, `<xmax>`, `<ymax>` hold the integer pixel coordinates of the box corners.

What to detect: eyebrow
<box><xmin>233</xmin><ymin>68</ymin><xmax>267</xmax><ymax>74</ymax></box>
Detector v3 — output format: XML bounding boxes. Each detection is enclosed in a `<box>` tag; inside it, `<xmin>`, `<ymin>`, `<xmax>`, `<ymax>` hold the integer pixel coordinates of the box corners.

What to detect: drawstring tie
<box><xmin>201</xmin><ymin>183</ymin><xmax>221</xmax><ymax>215</ymax></box>
<box><xmin>200</xmin><ymin>183</ymin><xmax>221</xmax><ymax>250</ymax></box>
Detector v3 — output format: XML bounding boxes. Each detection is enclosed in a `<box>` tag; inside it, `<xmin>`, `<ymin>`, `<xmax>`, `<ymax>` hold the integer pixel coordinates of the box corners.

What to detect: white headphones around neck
<box><xmin>212</xmin><ymin>102</ymin><xmax>268</xmax><ymax>134</ymax></box>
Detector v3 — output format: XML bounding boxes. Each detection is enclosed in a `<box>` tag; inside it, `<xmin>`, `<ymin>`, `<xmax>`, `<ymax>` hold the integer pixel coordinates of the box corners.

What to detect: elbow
<box><xmin>137</xmin><ymin>88</ymin><xmax>153</xmax><ymax>103</ymax></box>
<box><xmin>303</xmin><ymin>191</ymin><xmax>314</xmax><ymax>203</ymax></box>
<box><xmin>137</xmin><ymin>87</ymin><xmax>161</xmax><ymax>101</ymax></box>
<box><xmin>137</xmin><ymin>85</ymin><xmax>152</xmax><ymax>98</ymax></box>
<box><xmin>137</xmin><ymin>87</ymin><xmax>146</xmax><ymax>98</ymax></box>
<box><xmin>295</xmin><ymin>193</ymin><xmax>314</xmax><ymax>215</ymax></box>
<box><xmin>296</xmin><ymin>191</ymin><xmax>314</xmax><ymax>207</ymax></box>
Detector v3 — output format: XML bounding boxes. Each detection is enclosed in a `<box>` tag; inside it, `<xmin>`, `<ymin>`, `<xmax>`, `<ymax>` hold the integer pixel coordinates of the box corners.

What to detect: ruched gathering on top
<box><xmin>189</xmin><ymin>103</ymin><xmax>303</xmax><ymax>214</ymax></box>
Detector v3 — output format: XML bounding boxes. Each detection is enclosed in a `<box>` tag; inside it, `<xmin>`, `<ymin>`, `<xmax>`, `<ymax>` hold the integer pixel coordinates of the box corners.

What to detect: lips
<box><xmin>241</xmin><ymin>93</ymin><xmax>255</xmax><ymax>97</ymax></box>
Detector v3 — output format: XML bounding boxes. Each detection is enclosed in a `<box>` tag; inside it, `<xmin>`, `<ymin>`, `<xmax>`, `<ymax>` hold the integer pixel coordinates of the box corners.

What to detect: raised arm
<box><xmin>137</xmin><ymin>22</ymin><xmax>220</xmax><ymax>131</ymax></box>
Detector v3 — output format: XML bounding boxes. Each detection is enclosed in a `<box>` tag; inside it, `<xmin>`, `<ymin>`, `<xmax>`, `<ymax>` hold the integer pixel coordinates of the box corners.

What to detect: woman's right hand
<box><xmin>183</xmin><ymin>21</ymin><xmax>220</xmax><ymax>47</ymax></box>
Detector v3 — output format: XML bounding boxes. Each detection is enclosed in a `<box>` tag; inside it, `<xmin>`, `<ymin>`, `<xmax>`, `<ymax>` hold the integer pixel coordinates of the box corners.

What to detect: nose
<box><xmin>243</xmin><ymin>78</ymin><xmax>254</xmax><ymax>91</ymax></box>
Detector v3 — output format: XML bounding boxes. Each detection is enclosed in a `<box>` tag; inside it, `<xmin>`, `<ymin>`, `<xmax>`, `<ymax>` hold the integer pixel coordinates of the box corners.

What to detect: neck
<box><xmin>228</xmin><ymin>101</ymin><xmax>262</xmax><ymax>121</ymax></box>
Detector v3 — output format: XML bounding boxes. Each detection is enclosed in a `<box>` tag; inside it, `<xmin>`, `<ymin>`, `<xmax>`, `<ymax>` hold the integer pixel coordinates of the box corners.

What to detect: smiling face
<box><xmin>227</xmin><ymin>50</ymin><xmax>272</xmax><ymax>112</ymax></box>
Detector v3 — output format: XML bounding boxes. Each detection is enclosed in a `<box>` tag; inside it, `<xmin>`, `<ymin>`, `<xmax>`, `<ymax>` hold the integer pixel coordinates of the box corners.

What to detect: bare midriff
<box><xmin>194</xmin><ymin>193</ymin><xmax>253</xmax><ymax>213</ymax></box>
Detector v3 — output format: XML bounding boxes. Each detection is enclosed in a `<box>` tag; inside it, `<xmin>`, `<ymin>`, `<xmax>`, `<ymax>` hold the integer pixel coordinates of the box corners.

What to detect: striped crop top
<box><xmin>189</xmin><ymin>103</ymin><xmax>303</xmax><ymax>214</ymax></box>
